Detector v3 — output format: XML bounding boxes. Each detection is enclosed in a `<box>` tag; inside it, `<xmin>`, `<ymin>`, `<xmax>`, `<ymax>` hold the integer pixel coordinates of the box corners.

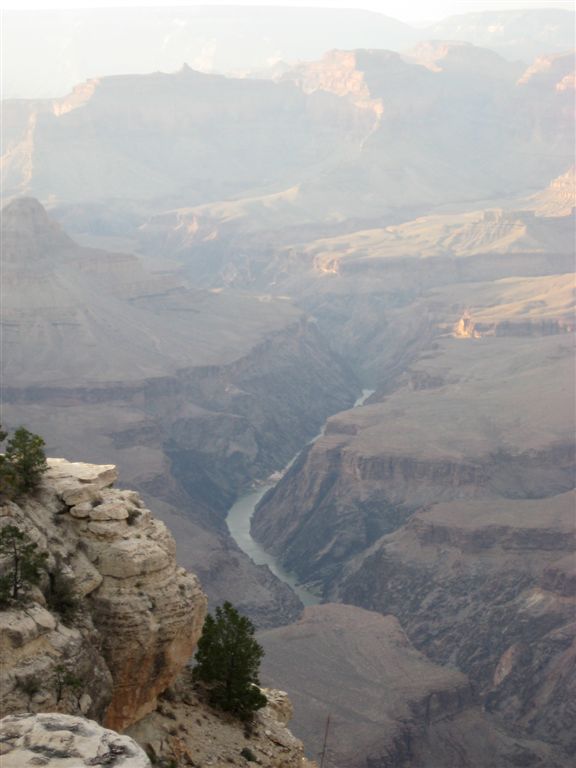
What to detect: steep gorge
<box><xmin>250</xmin><ymin>253</ymin><xmax>576</xmax><ymax>761</ymax></box>
<box><xmin>1</xmin><ymin>198</ymin><xmax>358</xmax><ymax>627</ymax></box>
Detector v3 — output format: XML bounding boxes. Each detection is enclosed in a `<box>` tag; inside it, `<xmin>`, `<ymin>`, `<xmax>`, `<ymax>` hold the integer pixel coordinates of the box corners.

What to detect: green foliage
<box><xmin>0</xmin><ymin>453</ymin><xmax>18</xmax><ymax>499</ymax></box>
<box><xmin>16</xmin><ymin>676</ymin><xmax>41</xmax><ymax>697</ymax></box>
<box><xmin>45</xmin><ymin>559</ymin><xmax>79</xmax><ymax>624</ymax></box>
<box><xmin>193</xmin><ymin>601</ymin><xmax>267</xmax><ymax>720</ymax></box>
<box><xmin>240</xmin><ymin>747</ymin><xmax>257</xmax><ymax>761</ymax></box>
<box><xmin>2</xmin><ymin>427</ymin><xmax>48</xmax><ymax>495</ymax></box>
<box><xmin>0</xmin><ymin>525</ymin><xmax>48</xmax><ymax>606</ymax></box>
<box><xmin>54</xmin><ymin>664</ymin><xmax>83</xmax><ymax>702</ymax></box>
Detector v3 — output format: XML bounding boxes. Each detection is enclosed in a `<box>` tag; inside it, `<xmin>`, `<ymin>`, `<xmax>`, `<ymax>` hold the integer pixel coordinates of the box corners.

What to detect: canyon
<box><xmin>249</xmin><ymin>209</ymin><xmax>575</xmax><ymax>763</ymax></box>
<box><xmin>0</xmin><ymin>461</ymin><xmax>312</xmax><ymax>767</ymax></box>
<box><xmin>1</xmin><ymin>15</ymin><xmax>575</xmax><ymax>767</ymax></box>
<box><xmin>1</xmin><ymin>197</ymin><xmax>358</xmax><ymax>627</ymax></box>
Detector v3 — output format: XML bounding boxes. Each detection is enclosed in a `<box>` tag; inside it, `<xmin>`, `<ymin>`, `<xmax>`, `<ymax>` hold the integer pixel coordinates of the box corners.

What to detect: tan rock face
<box><xmin>0</xmin><ymin>459</ymin><xmax>207</xmax><ymax>732</ymax></box>
<box><xmin>126</xmin><ymin>679</ymin><xmax>313</xmax><ymax>768</ymax></box>
<box><xmin>89</xmin><ymin>517</ymin><xmax>206</xmax><ymax>730</ymax></box>
<box><xmin>0</xmin><ymin>713</ymin><xmax>151</xmax><ymax>767</ymax></box>
<box><xmin>258</xmin><ymin>604</ymin><xmax>569</xmax><ymax>768</ymax></box>
<box><xmin>338</xmin><ymin>494</ymin><xmax>576</xmax><ymax>753</ymax></box>
<box><xmin>0</xmin><ymin>602</ymin><xmax>111</xmax><ymax>720</ymax></box>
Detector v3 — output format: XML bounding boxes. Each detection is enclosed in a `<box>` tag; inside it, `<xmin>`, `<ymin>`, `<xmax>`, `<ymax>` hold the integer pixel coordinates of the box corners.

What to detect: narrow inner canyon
<box><xmin>226</xmin><ymin>389</ymin><xmax>376</xmax><ymax>605</ymax></box>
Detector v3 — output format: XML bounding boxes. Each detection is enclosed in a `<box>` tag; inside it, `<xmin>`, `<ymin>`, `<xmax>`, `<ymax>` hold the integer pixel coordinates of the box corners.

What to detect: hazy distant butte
<box><xmin>4</xmin><ymin>43</ymin><xmax>571</xmax><ymax>239</ymax></box>
<box><xmin>2</xmin><ymin>6</ymin><xmax>573</xmax><ymax>99</ymax></box>
<box><xmin>1</xmin><ymin>66</ymin><xmax>362</xmax><ymax>207</ymax></box>
<box><xmin>1</xmin><ymin>198</ymin><xmax>301</xmax><ymax>386</ymax></box>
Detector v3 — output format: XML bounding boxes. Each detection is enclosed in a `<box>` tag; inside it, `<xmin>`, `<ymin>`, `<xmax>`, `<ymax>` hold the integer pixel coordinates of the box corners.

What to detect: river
<box><xmin>225</xmin><ymin>389</ymin><xmax>375</xmax><ymax>606</ymax></box>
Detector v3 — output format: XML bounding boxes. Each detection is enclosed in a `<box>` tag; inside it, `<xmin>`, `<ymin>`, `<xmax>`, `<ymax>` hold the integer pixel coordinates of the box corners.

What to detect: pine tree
<box><xmin>193</xmin><ymin>601</ymin><xmax>267</xmax><ymax>719</ymax></box>
<box><xmin>0</xmin><ymin>425</ymin><xmax>15</xmax><ymax>498</ymax></box>
<box><xmin>3</xmin><ymin>427</ymin><xmax>48</xmax><ymax>495</ymax></box>
<box><xmin>0</xmin><ymin>525</ymin><xmax>48</xmax><ymax>605</ymax></box>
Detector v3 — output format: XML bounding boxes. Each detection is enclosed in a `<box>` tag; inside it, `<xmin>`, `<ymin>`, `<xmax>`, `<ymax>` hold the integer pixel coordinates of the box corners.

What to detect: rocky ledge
<box><xmin>0</xmin><ymin>458</ymin><xmax>207</xmax><ymax>732</ymax></box>
<box><xmin>0</xmin><ymin>713</ymin><xmax>151</xmax><ymax>767</ymax></box>
<box><xmin>127</xmin><ymin>682</ymin><xmax>315</xmax><ymax>768</ymax></box>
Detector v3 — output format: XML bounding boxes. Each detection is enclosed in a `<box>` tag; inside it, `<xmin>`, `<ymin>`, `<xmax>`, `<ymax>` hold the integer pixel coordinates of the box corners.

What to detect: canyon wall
<box><xmin>1</xmin><ymin>198</ymin><xmax>358</xmax><ymax>626</ymax></box>
<box><xmin>259</xmin><ymin>604</ymin><xmax>570</xmax><ymax>768</ymax></box>
<box><xmin>0</xmin><ymin>459</ymin><xmax>207</xmax><ymax>730</ymax></box>
<box><xmin>252</xmin><ymin>266</ymin><xmax>576</xmax><ymax>761</ymax></box>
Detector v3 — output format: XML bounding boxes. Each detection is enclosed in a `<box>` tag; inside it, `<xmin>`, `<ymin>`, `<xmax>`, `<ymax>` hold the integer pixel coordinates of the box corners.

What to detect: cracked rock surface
<box><xmin>0</xmin><ymin>713</ymin><xmax>151</xmax><ymax>767</ymax></box>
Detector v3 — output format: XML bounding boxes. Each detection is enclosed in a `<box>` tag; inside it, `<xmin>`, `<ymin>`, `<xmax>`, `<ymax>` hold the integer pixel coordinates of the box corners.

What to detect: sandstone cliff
<box><xmin>0</xmin><ymin>460</ymin><xmax>314</xmax><ymax>767</ymax></box>
<box><xmin>0</xmin><ymin>458</ymin><xmax>207</xmax><ymax>731</ymax></box>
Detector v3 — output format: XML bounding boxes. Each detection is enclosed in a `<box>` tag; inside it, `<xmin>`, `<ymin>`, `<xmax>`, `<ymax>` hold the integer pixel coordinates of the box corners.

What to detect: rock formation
<box><xmin>530</xmin><ymin>166</ymin><xmax>576</xmax><ymax>218</ymax></box>
<box><xmin>425</xmin><ymin>8</ymin><xmax>574</xmax><ymax>61</ymax></box>
<box><xmin>1</xmin><ymin>20</ymin><xmax>574</xmax><ymax>766</ymax></box>
<box><xmin>258</xmin><ymin>604</ymin><xmax>569</xmax><ymax>767</ymax></box>
<box><xmin>127</xmin><ymin>682</ymin><xmax>314</xmax><ymax>768</ymax></box>
<box><xmin>0</xmin><ymin>458</ymin><xmax>207</xmax><ymax>732</ymax></box>
<box><xmin>2</xmin><ymin>6</ymin><xmax>419</xmax><ymax>100</ymax></box>
<box><xmin>1</xmin><ymin>198</ymin><xmax>357</xmax><ymax>626</ymax></box>
<box><xmin>0</xmin><ymin>460</ymin><xmax>316</xmax><ymax>767</ymax></box>
<box><xmin>251</xmin><ymin>265</ymin><xmax>576</xmax><ymax>761</ymax></box>
<box><xmin>0</xmin><ymin>713</ymin><xmax>151</xmax><ymax>767</ymax></box>
<box><xmin>3</xmin><ymin>43</ymin><xmax>572</xmax><ymax>236</ymax></box>
<box><xmin>339</xmin><ymin>493</ymin><xmax>576</xmax><ymax>754</ymax></box>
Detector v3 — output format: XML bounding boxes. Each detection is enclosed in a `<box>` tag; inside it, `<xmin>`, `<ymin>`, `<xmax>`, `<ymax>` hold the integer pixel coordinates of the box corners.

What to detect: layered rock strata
<box><xmin>339</xmin><ymin>493</ymin><xmax>576</xmax><ymax>753</ymax></box>
<box><xmin>253</xmin><ymin>335</ymin><xmax>575</xmax><ymax>585</ymax></box>
<box><xmin>0</xmin><ymin>459</ymin><xmax>207</xmax><ymax>732</ymax></box>
<box><xmin>251</xmin><ymin>275</ymin><xmax>575</xmax><ymax>758</ymax></box>
<box><xmin>4</xmin><ymin>43</ymin><xmax>572</xmax><ymax>236</ymax></box>
<box><xmin>259</xmin><ymin>604</ymin><xmax>569</xmax><ymax>767</ymax></box>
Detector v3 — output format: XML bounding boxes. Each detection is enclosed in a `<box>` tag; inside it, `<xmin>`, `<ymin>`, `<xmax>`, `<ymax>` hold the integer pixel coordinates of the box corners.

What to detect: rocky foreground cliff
<box><xmin>0</xmin><ymin>459</ymin><xmax>313</xmax><ymax>767</ymax></box>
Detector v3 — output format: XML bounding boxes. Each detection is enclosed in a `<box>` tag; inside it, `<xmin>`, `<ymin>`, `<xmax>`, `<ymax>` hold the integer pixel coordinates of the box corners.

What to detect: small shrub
<box><xmin>17</xmin><ymin>676</ymin><xmax>41</xmax><ymax>697</ymax></box>
<box><xmin>240</xmin><ymin>747</ymin><xmax>257</xmax><ymax>762</ymax></box>
<box><xmin>0</xmin><ymin>573</ymin><xmax>12</xmax><ymax>607</ymax></box>
<box><xmin>45</xmin><ymin>562</ymin><xmax>79</xmax><ymax>624</ymax></box>
<box><xmin>2</xmin><ymin>427</ymin><xmax>47</xmax><ymax>496</ymax></box>
<box><xmin>54</xmin><ymin>664</ymin><xmax>83</xmax><ymax>703</ymax></box>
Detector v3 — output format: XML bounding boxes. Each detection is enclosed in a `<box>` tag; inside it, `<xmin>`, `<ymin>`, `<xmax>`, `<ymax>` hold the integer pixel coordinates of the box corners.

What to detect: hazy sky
<box><xmin>1</xmin><ymin>0</ymin><xmax>574</xmax><ymax>24</ymax></box>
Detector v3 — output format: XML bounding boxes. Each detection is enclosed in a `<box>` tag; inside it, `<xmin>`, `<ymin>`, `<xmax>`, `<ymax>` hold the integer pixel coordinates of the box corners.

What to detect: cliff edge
<box><xmin>0</xmin><ymin>457</ymin><xmax>207</xmax><ymax>731</ymax></box>
<box><xmin>0</xmin><ymin>458</ymin><xmax>313</xmax><ymax>766</ymax></box>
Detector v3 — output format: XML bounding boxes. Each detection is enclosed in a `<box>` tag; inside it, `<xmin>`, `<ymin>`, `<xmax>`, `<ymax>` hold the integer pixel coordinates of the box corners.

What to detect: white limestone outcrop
<box><xmin>0</xmin><ymin>713</ymin><xmax>151</xmax><ymax>767</ymax></box>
